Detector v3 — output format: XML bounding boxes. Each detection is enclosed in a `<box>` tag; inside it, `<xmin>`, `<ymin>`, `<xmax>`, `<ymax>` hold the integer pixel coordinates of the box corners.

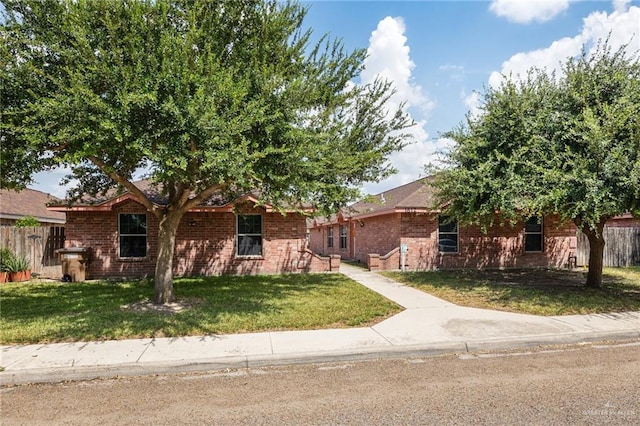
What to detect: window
<box><xmin>237</xmin><ymin>215</ymin><xmax>262</xmax><ymax>256</ymax></box>
<box><xmin>525</xmin><ymin>217</ymin><xmax>543</xmax><ymax>252</ymax></box>
<box><xmin>339</xmin><ymin>225</ymin><xmax>348</xmax><ymax>249</ymax></box>
<box><xmin>119</xmin><ymin>214</ymin><xmax>147</xmax><ymax>258</ymax></box>
<box><xmin>327</xmin><ymin>227</ymin><xmax>334</xmax><ymax>248</ymax></box>
<box><xmin>438</xmin><ymin>215</ymin><xmax>458</xmax><ymax>253</ymax></box>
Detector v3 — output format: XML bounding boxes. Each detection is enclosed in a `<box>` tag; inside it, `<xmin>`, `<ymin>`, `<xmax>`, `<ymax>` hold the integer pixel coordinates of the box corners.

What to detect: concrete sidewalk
<box><xmin>2</xmin><ymin>264</ymin><xmax>639</xmax><ymax>385</ymax></box>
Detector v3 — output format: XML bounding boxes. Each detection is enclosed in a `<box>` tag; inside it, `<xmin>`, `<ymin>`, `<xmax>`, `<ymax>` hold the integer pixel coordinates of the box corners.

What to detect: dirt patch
<box><xmin>120</xmin><ymin>298</ymin><xmax>203</xmax><ymax>314</ymax></box>
<box><xmin>477</xmin><ymin>269</ymin><xmax>588</xmax><ymax>288</ymax></box>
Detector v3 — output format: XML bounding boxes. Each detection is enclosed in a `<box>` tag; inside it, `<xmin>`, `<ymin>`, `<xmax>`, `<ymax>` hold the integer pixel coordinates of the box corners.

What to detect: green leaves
<box><xmin>1</xmin><ymin>0</ymin><xmax>411</xmax><ymax>212</ymax></box>
<box><xmin>434</xmin><ymin>40</ymin><xmax>640</xmax><ymax>233</ymax></box>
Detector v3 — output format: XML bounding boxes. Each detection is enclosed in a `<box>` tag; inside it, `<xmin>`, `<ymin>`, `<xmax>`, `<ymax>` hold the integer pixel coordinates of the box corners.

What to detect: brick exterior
<box><xmin>64</xmin><ymin>200</ymin><xmax>335</xmax><ymax>278</ymax></box>
<box><xmin>607</xmin><ymin>215</ymin><xmax>640</xmax><ymax>228</ymax></box>
<box><xmin>309</xmin><ymin>212</ymin><xmax>578</xmax><ymax>271</ymax></box>
<box><xmin>354</xmin><ymin>214</ymin><xmax>402</xmax><ymax>264</ymax></box>
<box><xmin>308</xmin><ymin>221</ymin><xmax>354</xmax><ymax>260</ymax></box>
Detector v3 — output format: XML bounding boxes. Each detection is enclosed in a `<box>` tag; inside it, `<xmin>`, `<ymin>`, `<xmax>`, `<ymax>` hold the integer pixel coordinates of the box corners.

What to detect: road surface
<box><xmin>2</xmin><ymin>341</ymin><xmax>639</xmax><ymax>425</ymax></box>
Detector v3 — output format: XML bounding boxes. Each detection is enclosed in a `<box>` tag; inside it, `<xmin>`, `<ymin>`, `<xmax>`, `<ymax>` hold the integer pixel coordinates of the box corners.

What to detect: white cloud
<box><xmin>489</xmin><ymin>0</ymin><xmax>572</xmax><ymax>24</ymax></box>
<box><xmin>361</xmin><ymin>17</ymin><xmax>434</xmax><ymax>116</ymax></box>
<box><xmin>440</xmin><ymin>64</ymin><xmax>465</xmax><ymax>82</ymax></box>
<box><xmin>581</xmin><ymin>6</ymin><xmax>640</xmax><ymax>50</ymax></box>
<box><xmin>462</xmin><ymin>90</ymin><xmax>482</xmax><ymax>120</ymax></box>
<box><xmin>360</xmin><ymin>16</ymin><xmax>437</xmax><ymax>195</ymax></box>
<box><xmin>612</xmin><ymin>0</ymin><xmax>631</xmax><ymax>13</ymax></box>
<box><xmin>488</xmin><ymin>36</ymin><xmax>584</xmax><ymax>88</ymax></box>
<box><xmin>488</xmin><ymin>5</ymin><xmax>640</xmax><ymax>88</ymax></box>
<box><xmin>439</xmin><ymin>64</ymin><xmax>464</xmax><ymax>72</ymax></box>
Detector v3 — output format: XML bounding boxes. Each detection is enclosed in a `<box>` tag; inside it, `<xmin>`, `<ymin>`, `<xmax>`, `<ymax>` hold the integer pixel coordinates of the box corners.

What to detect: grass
<box><xmin>0</xmin><ymin>274</ymin><xmax>401</xmax><ymax>345</ymax></box>
<box><xmin>382</xmin><ymin>267</ymin><xmax>640</xmax><ymax>316</ymax></box>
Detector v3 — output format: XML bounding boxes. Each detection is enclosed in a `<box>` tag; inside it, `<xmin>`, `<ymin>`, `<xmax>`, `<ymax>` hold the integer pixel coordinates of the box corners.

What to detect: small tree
<box><xmin>433</xmin><ymin>40</ymin><xmax>640</xmax><ymax>288</ymax></box>
<box><xmin>1</xmin><ymin>0</ymin><xmax>412</xmax><ymax>303</ymax></box>
<box><xmin>14</xmin><ymin>216</ymin><xmax>40</xmax><ymax>227</ymax></box>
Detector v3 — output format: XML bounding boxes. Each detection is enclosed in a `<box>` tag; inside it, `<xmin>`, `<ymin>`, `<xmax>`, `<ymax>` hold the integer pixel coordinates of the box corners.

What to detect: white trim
<box><xmin>0</xmin><ymin>213</ymin><xmax>65</xmax><ymax>224</ymax></box>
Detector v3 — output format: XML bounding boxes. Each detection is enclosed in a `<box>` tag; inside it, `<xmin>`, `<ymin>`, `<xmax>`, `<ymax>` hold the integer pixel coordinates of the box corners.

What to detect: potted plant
<box><xmin>5</xmin><ymin>254</ymin><xmax>32</xmax><ymax>282</ymax></box>
<box><xmin>0</xmin><ymin>248</ymin><xmax>12</xmax><ymax>283</ymax></box>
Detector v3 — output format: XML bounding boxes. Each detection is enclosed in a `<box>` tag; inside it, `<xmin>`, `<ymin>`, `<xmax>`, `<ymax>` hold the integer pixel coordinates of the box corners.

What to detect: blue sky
<box><xmin>31</xmin><ymin>0</ymin><xmax>640</xmax><ymax>198</ymax></box>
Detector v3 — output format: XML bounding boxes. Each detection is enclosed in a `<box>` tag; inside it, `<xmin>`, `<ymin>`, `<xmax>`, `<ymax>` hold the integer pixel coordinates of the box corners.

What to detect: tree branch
<box><xmin>87</xmin><ymin>155</ymin><xmax>162</xmax><ymax>217</ymax></box>
<box><xmin>183</xmin><ymin>182</ymin><xmax>228</xmax><ymax>211</ymax></box>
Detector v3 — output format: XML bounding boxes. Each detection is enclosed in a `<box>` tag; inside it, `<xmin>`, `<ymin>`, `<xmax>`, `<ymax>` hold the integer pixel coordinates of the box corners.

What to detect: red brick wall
<box><xmin>353</xmin><ymin>214</ymin><xmax>401</xmax><ymax>263</ymax></box>
<box><xmin>334</xmin><ymin>212</ymin><xmax>577</xmax><ymax>271</ymax></box>
<box><xmin>402</xmin><ymin>214</ymin><xmax>576</xmax><ymax>270</ymax></box>
<box><xmin>308</xmin><ymin>222</ymin><xmax>352</xmax><ymax>259</ymax></box>
<box><xmin>308</xmin><ymin>226</ymin><xmax>324</xmax><ymax>254</ymax></box>
<box><xmin>64</xmin><ymin>200</ymin><xmax>332</xmax><ymax>278</ymax></box>
<box><xmin>309</xmin><ymin>214</ymin><xmax>402</xmax><ymax>264</ymax></box>
<box><xmin>607</xmin><ymin>216</ymin><xmax>640</xmax><ymax>228</ymax></box>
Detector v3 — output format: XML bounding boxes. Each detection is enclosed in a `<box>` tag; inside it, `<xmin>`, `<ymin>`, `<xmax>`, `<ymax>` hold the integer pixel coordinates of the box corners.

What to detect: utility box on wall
<box><xmin>56</xmin><ymin>247</ymin><xmax>90</xmax><ymax>282</ymax></box>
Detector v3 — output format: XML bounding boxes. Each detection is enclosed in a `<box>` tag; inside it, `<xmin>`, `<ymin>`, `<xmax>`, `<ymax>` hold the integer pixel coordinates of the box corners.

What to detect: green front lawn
<box><xmin>0</xmin><ymin>274</ymin><xmax>401</xmax><ymax>345</ymax></box>
<box><xmin>382</xmin><ymin>267</ymin><xmax>640</xmax><ymax>316</ymax></box>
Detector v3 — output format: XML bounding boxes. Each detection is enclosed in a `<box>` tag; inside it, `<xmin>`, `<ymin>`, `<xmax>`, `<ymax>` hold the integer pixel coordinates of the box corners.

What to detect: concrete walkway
<box><xmin>2</xmin><ymin>264</ymin><xmax>639</xmax><ymax>385</ymax></box>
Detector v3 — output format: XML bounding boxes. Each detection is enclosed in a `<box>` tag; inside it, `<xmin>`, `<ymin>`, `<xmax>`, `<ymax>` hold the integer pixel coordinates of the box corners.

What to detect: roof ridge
<box><xmin>389</xmin><ymin>177</ymin><xmax>432</xmax><ymax>207</ymax></box>
<box><xmin>372</xmin><ymin>176</ymin><xmax>429</xmax><ymax>197</ymax></box>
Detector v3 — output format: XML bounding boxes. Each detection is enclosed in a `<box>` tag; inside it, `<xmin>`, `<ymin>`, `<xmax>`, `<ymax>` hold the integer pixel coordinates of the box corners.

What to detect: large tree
<box><xmin>1</xmin><ymin>0</ymin><xmax>412</xmax><ymax>303</ymax></box>
<box><xmin>432</xmin><ymin>40</ymin><xmax>640</xmax><ymax>288</ymax></box>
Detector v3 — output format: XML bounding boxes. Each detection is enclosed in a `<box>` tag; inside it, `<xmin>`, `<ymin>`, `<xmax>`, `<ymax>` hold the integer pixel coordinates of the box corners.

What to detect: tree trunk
<box><xmin>154</xmin><ymin>211</ymin><xmax>183</xmax><ymax>304</ymax></box>
<box><xmin>582</xmin><ymin>221</ymin><xmax>606</xmax><ymax>289</ymax></box>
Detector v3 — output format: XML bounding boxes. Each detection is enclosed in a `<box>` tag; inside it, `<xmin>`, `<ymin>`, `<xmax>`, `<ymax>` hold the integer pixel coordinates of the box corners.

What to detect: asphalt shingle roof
<box><xmin>0</xmin><ymin>188</ymin><xmax>66</xmax><ymax>223</ymax></box>
<box><xmin>311</xmin><ymin>177</ymin><xmax>437</xmax><ymax>226</ymax></box>
<box><xmin>347</xmin><ymin>177</ymin><xmax>435</xmax><ymax>217</ymax></box>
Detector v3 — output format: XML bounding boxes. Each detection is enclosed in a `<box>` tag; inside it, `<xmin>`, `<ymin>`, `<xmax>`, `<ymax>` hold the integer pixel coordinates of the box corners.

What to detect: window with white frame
<box><xmin>237</xmin><ymin>215</ymin><xmax>263</xmax><ymax>256</ymax></box>
<box><xmin>327</xmin><ymin>227</ymin><xmax>334</xmax><ymax>248</ymax></box>
<box><xmin>524</xmin><ymin>216</ymin><xmax>543</xmax><ymax>252</ymax></box>
<box><xmin>438</xmin><ymin>215</ymin><xmax>458</xmax><ymax>253</ymax></box>
<box><xmin>339</xmin><ymin>225</ymin><xmax>347</xmax><ymax>249</ymax></box>
<box><xmin>119</xmin><ymin>213</ymin><xmax>147</xmax><ymax>258</ymax></box>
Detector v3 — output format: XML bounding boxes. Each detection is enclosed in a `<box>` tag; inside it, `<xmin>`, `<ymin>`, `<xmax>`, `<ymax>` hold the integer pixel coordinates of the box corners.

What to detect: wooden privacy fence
<box><xmin>577</xmin><ymin>227</ymin><xmax>640</xmax><ymax>267</ymax></box>
<box><xmin>0</xmin><ymin>226</ymin><xmax>65</xmax><ymax>278</ymax></box>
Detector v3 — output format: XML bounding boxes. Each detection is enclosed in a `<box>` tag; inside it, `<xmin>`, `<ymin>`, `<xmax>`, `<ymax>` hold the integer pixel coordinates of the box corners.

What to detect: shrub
<box><xmin>15</xmin><ymin>216</ymin><xmax>40</xmax><ymax>227</ymax></box>
<box><xmin>0</xmin><ymin>248</ymin><xmax>15</xmax><ymax>272</ymax></box>
<box><xmin>4</xmin><ymin>254</ymin><xmax>31</xmax><ymax>272</ymax></box>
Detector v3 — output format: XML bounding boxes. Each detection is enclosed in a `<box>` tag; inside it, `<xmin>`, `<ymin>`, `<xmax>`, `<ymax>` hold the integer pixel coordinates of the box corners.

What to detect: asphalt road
<box><xmin>2</xmin><ymin>342</ymin><xmax>639</xmax><ymax>425</ymax></box>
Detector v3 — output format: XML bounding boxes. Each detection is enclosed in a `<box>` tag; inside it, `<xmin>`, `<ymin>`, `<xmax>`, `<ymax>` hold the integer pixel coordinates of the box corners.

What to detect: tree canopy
<box><xmin>432</xmin><ymin>40</ymin><xmax>640</xmax><ymax>288</ymax></box>
<box><xmin>1</xmin><ymin>0</ymin><xmax>413</xmax><ymax>303</ymax></box>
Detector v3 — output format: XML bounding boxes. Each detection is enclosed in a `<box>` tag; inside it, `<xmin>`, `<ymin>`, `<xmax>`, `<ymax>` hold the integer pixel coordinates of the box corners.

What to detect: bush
<box><xmin>15</xmin><ymin>216</ymin><xmax>40</xmax><ymax>227</ymax></box>
<box><xmin>0</xmin><ymin>248</ymin><xmax>15</xmax><ymax>272</ymax></box>
<box><xmin>4</xmin><ymin>254</ymin><xmax>30</xmax><ymax>272</ymax></box>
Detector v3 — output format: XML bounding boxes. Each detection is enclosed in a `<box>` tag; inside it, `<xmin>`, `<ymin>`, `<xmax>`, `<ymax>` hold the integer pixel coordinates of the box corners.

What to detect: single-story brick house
<box><xmin>48</xmin><ymin>181</ymin><xmax>338</xmax><ymax>279</ymax></box>
<box><xmin>308</xmin><ymin>178</ymin><xmax>579</xmax><ymax>271</ymax></box>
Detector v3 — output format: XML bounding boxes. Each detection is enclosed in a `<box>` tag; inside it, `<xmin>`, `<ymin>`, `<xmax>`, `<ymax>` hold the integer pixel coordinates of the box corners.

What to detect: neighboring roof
<box><xmin>47</xmin><ymin>180</ymin><xmax>313</xmax><ymax>213</ymax></box>
<box><xmin>348</xmin><ymin>177</ymin><xmax>435</xmax><ymax>218</ymax></box>
<box><xmin>0</xmin><ymin>188</ymin><xmax>66</xmax><ymax>224</ymax></box>
<box><xmin>73</xmin><ymin>179</ymin><xmax>170</xmax><ymax>206</ymax></box>
<box><xmin>311</xmin><ymin>177</ymin><xmax>437</xmax><ymax>226</ymax></box>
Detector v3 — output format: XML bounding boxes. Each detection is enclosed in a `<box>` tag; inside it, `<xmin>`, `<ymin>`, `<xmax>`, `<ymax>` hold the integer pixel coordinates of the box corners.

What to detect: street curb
<box><xmin>2</xmin><ymin>331</ymin><xmax>639</xmax><ymax>386</ymax></box>
<box><xmin>464</xmin><ymin>330</ymin><xmax>640</xmax><ymax>352</ymax></box>
<box><xmin>0</xmin><ymin>342</ymin><xmax>467</xmax><ymax>386</ymax></box>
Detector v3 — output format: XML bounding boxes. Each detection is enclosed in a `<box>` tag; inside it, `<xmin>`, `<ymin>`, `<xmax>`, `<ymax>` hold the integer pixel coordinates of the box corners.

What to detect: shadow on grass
<box><xmin>383</xmin><ymin>267</ymin><xmax>640</xmax><ymax>316</ymax></box>
<box><xmin>0</xmin><ymin>274</ymin><xmax>400</xmax><ymax>344</ymax></box>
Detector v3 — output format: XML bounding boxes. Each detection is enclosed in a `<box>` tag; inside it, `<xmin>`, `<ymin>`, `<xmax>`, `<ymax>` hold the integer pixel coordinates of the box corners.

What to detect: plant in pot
<box><xmin>0</xmin><ymin>248</ymin><xmax>12</xmax><ymax>283</ymax></box>
<box><xmin>5</xmin><ymin>254</ymin><xmax>32</xmax><ymax>282</ymax></box>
